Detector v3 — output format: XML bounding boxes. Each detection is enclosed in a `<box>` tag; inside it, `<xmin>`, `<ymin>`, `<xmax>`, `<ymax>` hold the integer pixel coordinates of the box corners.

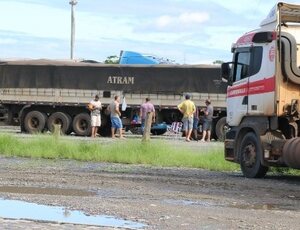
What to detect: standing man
<box><xmin>108</xmin><ymin>95</ymin><xmax>124</xmax><ymax>139</ymax></box>
<box><xmin>177</xmin><ymin>94</ymin><xmax>196</xmax><ymax>142</ymax></box>
<box><xmin>200</xmin><ymin>99</ymin><xmax>214</xmax><ymax>142</ymax></box>
<box><xmin>140</xmin><ymin>98</ymin><xmax>155</xmax><ymax>133</ymax></box>
<box><xmin>192</xmin><ymin>106</ymin><xmax>200</xmax><ymax>141</ymax></box>
<box><xmin>89</xmin><ymin>95</ymin><xmax>102</xmax><ymax>138</ymax></box>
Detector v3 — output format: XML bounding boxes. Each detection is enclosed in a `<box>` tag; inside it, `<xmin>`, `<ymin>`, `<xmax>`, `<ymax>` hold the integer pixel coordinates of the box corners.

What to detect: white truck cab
<box><xmin>222</xmin><ymin>2</ymin><xmax>300</xmax><ymax>178</ymax></box>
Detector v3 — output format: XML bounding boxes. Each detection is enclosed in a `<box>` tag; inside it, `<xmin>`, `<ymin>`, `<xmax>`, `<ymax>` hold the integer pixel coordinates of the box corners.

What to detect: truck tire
<box><xmin>215</xmin><ymin>117</ymin><xmax>227</xmax><ymax>141</ymax></box>
<box><xmin>99</xmin><ymin>126</ymin><xmax>111</xmax><ymax>137</ymax></box>
<box><xmin>7</xmin><ymin>110</ymin><xmax>19</xmax><ymax>126</ymax></box>
<box><xmin>47</xmin><ymin>112</ymin><xmax>71</xmax><ymax>135</ymax></box>
<box><xmin>72</xmin><ymin>113</ymin><xmax>91</xmax><ymax>136</ymax></box>
<box><xmin>24</xmin><ymin>111</ymin><xmax>47</xmax><ymax>133</ymax></box>
<box><xmin>151</xmin><ymin>129</ymin><xmax>164</xmax><ymax>135</ymax></box>
<box><xmin>129</xmin><ymin>127</ymin><xmax>142</xmax><ymax>135</ymax></box>
<box><xmin>239</xmin><ymin>132</ymin><xmax>268</xmax><ymax>178</ymax></box>
<box><xmin>65</xmin><ymin>113</ymin><xmax>73</xmax><ymax>135</ymax></box>
<box><xmin>98</xmin><ymin>115</ymin><xmax>111</xmax><ymax>137</ymax></box>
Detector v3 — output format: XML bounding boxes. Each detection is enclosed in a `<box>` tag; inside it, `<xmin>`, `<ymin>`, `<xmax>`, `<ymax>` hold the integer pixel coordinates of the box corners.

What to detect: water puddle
<box><xmin>0</xmin><ymin>198</ymin><xmax>146</xmax><ymax>229</ymax></box>
<box><xmin>164</xmin><ymin>199</ymin><xmax>216</xmax><ymax>207</ymax></box>
<box><xmin>164</xmin><ymin>199</ymin><xmax>296</xmax><ymax>211</ymax></box>
<box><xmin>229</xmin><ymin>203</ymin><xmax>296</xmax><ymax>211</ymax></box>
<box><xmin>0</xmin><ymin>186</ymin><xmax>96</xmax><ymax>197</ymax></box>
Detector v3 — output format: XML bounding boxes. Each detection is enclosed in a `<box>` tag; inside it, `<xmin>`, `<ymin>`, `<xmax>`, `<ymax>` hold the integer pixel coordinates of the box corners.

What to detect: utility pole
<box><xmin>69</xmin><ymin>0</ymin><xmax>77</xmax><ymax>60</ymax></box>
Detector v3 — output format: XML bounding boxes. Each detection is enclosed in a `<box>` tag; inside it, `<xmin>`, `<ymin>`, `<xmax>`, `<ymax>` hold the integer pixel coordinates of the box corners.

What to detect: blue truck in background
<box><xmin>119</xmin><ymin>50</ymin><xmax>174</xmax><ymax>65</ymax></box>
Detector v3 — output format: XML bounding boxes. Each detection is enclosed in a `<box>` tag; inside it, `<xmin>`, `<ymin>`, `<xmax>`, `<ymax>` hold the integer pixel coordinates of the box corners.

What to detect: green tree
<box><xmin>104</xmin><ymin>55</ymin><xmax>119</xmax><ymax>64</ymax></box>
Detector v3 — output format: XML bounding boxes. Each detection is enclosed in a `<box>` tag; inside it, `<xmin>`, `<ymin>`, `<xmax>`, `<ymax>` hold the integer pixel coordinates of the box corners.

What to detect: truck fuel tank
<box><xmin>282</xmin><ymin>138</ymin><xmax>300</xmax><ymax>169</ymax></box>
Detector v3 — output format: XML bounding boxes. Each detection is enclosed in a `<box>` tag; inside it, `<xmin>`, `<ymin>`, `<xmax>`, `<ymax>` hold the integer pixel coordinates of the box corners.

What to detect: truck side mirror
<box><xmin>221</xmin><ymin>62</ymin><xmax>233</xmax><ymax>85</ymax></box>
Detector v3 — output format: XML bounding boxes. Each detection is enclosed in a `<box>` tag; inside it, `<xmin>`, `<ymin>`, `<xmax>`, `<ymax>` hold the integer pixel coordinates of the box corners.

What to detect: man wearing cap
<box><xmin>177</xmin><ymin>94</ymin><xmax>196</xmax><ymax>142</ymax></box>
<box><xmin>200</xmin><ymin>99</ymin><xmax>214</xmax><ymax>142</ymax></box>
<box><xmin>89</xmin><ymin>95</ymin><xmax>102</xmax><ymax>138</ymax></box>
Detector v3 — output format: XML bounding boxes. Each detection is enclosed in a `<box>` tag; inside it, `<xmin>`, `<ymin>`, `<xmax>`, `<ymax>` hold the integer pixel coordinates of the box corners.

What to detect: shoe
<box><xmin>185</xmin><ymin>139</ymin><xmax>190</xmax><ymax>142</ymax></box>
<box><xmin>200</xmin><ymin>139</ymin><xmax>205</xmax><ymax>142</ymax></box>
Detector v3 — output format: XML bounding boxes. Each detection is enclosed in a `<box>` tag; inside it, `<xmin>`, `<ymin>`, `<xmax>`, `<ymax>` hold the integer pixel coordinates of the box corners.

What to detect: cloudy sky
<box><xmin>0</xmin><ymin>0</ymin><xmax>296</xmax><ymax>64</ymax></box>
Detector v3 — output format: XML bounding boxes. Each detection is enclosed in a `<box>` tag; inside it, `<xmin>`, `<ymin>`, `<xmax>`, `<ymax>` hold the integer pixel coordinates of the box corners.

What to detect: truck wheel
<box><xmin>7</xmin><ymin>110</ymin><xmax>19</xmax><ymax>126</ymax></box>
<box><xmin>215</xmin><ymin>117</ymin><xmax>227</xmax><ymax>141</ymax></box>
<box><xmin>239</xmin><ymin>132</ymin><xmax>268</xmax><ymax>178</ymax></box>
<box><xmin>72</xmin><ymin>113</ymin><xmax>91</xmax><ymax>136</ymax></box>
<box><xmin>129</xmin><ymin>127</ymin><xmax>142</xmax><ymax>135</ymax></box>
<box><xmin>98</xmin><ymin>116</ymin><xmax>111</xmax><ymax>137</ymax></box>
<box><xmin>24</xmin><ymin>111</ymin><xmax>47</xmax><ymax>133</ymax></box>
<box><xmin>47</xmin><ymin>112</ymin><xmax>71</xmax><ymax>135</ymax></box>
<box><xmin>99</xmin><ymin>126</ymin><xmax>111</xmax><ymax>137</ymax></box>
<box><xmin>65</xmin><ymin>113</ymin><xmax>73</xmax><ymax>135</ymax></box>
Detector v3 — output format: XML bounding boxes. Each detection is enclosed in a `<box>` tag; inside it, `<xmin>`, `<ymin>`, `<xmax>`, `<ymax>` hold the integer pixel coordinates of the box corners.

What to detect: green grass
<box><xmin>0</xmin><ymin>134</ymin><xmax>299</xmax><ymax>176</ymax></box>
<box><xmin>0</xmin><ymin>134</ymin><xmax>239</xmax><ymax>172</ymax></box>
<box><xmin>1</xmin><ymin>134</ymin><xmax>300</xmax><ymax>176</ymax></box>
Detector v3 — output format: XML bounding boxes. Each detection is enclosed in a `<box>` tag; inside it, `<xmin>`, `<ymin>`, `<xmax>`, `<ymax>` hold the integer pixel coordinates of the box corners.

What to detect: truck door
<box><xmin>227</xmin><ymin>48</ymin><xmax>251</xmax><ymax>126</ymax></box>
<box><xmin>227</xmin><ymin>47</ymin><xmax>264</xmax><ymax>126</ymax></box>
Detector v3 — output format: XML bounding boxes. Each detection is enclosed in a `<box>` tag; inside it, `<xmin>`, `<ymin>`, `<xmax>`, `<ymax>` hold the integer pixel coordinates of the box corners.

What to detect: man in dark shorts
<box><xmin>192</xmin><ymin>106</ymin><xmax>199</xmax><ymax>141</ymax></box>
<box><xmin>200</xmin><ymin>99</ymin><xmax>213</xmax><ymax>142</ymax></box>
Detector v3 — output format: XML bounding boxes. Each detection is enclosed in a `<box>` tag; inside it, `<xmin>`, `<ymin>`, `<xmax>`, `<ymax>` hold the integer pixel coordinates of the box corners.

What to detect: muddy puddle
<box><xmin>229</xmin><ymin>203</ymin><xmax>297</xmax><ymax>211</ymax></box>
<box><xmin>0</xmin><ymin>198</ymin><xmax>146</xmax><ymax>229</ymax></box>
<box><xmin>164</xmin><ymin>199</ymin><xmax>216</xmax><ymax>207</ymax></box>
<box><xmin>0</xmin><ymin>186</ymin><xmax>96</xmax><ymax>196</ymax></box>
<box><xmin>164</xmin><ymin>199</ymin><xmax>296</xmax><ymax>211</ymax></box>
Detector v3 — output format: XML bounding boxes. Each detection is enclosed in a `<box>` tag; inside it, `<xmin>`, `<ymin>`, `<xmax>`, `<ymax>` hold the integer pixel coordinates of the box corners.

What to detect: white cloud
<box><xmin>0</xmin><ymin>38</ymin><xmax>17</xmax><ymax>45</ymax></box>
<box><xmin>0</xmin><ymin>2</ymin><xmax>69</xmax><ymax>39</ymax></box>
<box><xmin>154</xmin><ymin>12</ymin><xmax>210</xmax><ymax>30</ymax></box>
<box><xmin>0</xmin><ymin>0</ymin><xmax>285</xmax><ymax>64</ymax></box>
<box><xmin>156</xmin><ymin>16</ymin><xmax>173</xmax><ymax>28</ymax></box>
<box><xmin>179</xmin><ymin>12</ymin><xmax>210</xmax><ymax>24</ymax></box>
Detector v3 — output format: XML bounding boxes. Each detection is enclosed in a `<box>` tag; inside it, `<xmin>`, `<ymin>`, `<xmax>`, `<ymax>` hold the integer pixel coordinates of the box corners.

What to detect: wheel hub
<box><xmin>243</xmin><ymin>144</ymin><xmax>256</xmax><ymax>167</ymax></box>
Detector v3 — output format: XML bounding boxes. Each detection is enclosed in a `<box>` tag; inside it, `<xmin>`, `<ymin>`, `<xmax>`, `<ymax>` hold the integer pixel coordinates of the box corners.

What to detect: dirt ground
<box><xmin>0</xmin><ymin>124</ymin><xmax>299</xmax><ymax>229</ymax></box>
<box><xmin>0</xmin><ymin>153</ymin><xmax>299</xmax><ymax>229</ymax></box>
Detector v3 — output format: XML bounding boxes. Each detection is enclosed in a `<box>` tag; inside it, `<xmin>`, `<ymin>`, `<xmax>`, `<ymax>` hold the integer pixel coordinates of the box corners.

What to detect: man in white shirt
<box><xmin>89</xmin><ymin>95</ymin><xmax>102</xmax><ymax>138</ymax></box>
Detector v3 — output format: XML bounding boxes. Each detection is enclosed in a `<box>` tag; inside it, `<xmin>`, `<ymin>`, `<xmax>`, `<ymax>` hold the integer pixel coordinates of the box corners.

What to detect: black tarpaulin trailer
<box><xmin>0</xmin><ymin>60</ymin><xmax>227</xmax><ymax>139</ymax></box>
<box><xmin>0</xmin><ymin>60</ymin><xmax>226</xmax><ymax>94</ymax></box>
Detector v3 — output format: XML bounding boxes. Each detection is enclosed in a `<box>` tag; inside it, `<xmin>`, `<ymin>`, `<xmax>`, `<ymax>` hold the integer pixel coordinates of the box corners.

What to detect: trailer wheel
<box><xmin>24</xmin><ymin>111</ymin><xmax>47</xmax><ymax>133</ymax></box>
<box><xmin>65</xmin><ymin>113</ymin><xmax>73</xmax><ymax>135</ymax></box>
<box><xmin>129</xmin><ymin>127</ymin><xmax>142</xmax><ymax>135</ymax></box>
<box><xmin>98</xmin><ymin>116</ymin><xmax>111</xmax><ymax>137</ymax></box>
<box><xmin>72</xmin><ymin>113</ymin><xmax>91</xmax><ymax>136</ymax></box>
<box><xmin>239</xmin><ymin>132</ymin><xmax>268</xmax><ymax>178</ymax></box>
<box><xmin>215</xmin><ymin>117</ymin><xmax>227</xmax><ymax>141</ymax></box>
<box><xmin>47</xmin><ymin>112</ymin><xmax>71</xmax><ymax>135</ymax></box>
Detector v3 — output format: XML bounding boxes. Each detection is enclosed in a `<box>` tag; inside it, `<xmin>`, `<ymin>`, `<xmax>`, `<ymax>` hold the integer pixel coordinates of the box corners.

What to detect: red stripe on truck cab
<box><xmin>227</xmin><ymin>76</ymin><xmax>275</xmax><ymax>98</ymax></box>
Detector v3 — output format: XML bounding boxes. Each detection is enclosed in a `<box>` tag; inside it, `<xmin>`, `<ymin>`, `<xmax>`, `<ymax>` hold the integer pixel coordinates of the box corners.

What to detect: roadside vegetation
<box><xmin>0</xmin><ymin>134</ymin><xmax>238</xmax><ymax>171</ymax></box>
<box><xmin>0</xmin><ymin>134</ymin><xmax>299</xmax><ymax>175</ymax></box>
